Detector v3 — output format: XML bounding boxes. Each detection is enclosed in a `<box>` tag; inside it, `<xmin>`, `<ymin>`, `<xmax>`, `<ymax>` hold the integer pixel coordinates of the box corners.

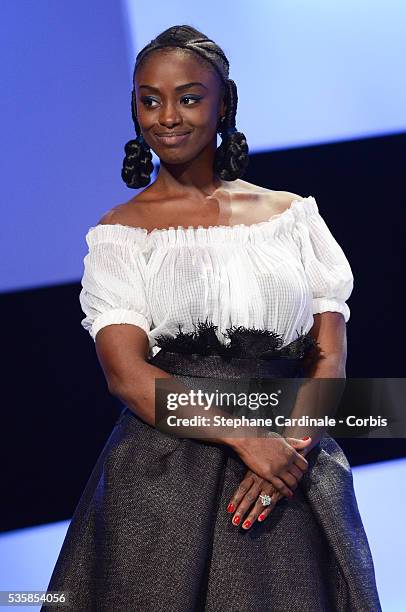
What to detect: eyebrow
<box><xmin>139</xmin><ymin>82</ymin><xmax>208</xmax><ymax>92</ymax></box>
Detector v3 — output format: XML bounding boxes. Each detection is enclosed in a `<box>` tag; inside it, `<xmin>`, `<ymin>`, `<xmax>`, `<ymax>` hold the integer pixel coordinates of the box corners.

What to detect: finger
<box><xmin>257</xmin><ymin>505</ymin><xmax>275</xmax><ymax>523</ymax></box>
<box><xmin>279</xmin><ymin>470</ymin><xmax>299</xmax><ymax>490</ymax></box>
<box><xmin>269</xmin><ymin>474</ymin><xmax>294</xmax><ymax>498</ymax></box>
<box><xmin>226</xmin><ymin>473</ymin><xmax>255</xmax><ymax>514</ymax></box>
<box><xmin>293</xmin><ymin>453</ymin><xmax>309</xmax><ymax>472</ymax></box>
<box><xmin>280</xmin><ymin>445</ymin><xmax>309</xmax><ymax>473</ymax></box>
<box><xmin>231</xmin><ymin>479</ymin><xmax>263</xmax><ymax>526</ymax></box>
<box><xmin>287</xmin><ymin>464</ymin><xmax>304</xmax><ymax>481</ymax></box>
<box><xmin>287</xmin><ymin>439</ymin><xmax>312</xmax><ymax>458</ymax></box>
<box><xmin>286</xmin><ymin>437</ymin><xmax>312</xmax><ymax>450</ymax></box>
<box><xmin>242</xmin><ymin>487</ymin><xmax>280</xmax><ymax>529</ymax></box>
<box><xmin>257</xmin><ymin>492</ymin><xmax>283</xmax><ymax>523</ymax></box>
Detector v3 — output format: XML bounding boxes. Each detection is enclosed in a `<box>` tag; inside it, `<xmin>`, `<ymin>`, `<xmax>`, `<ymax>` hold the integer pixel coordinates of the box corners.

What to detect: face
<box><xmin>134</xmin><ymin>48</ymin><xmax>226</xmax><ymax>163</ymax></box>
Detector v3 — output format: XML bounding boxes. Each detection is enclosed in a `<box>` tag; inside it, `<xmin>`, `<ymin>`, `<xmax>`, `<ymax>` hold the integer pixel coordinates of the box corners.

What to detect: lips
<box><xmin>155</xmin><ymin>131</ymin><xmax>192</xmax><ymax>146</ymax></box>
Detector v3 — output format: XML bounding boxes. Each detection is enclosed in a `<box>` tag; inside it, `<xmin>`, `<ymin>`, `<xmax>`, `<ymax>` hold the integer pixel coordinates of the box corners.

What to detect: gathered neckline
<box><xmin>87</xmin><ymin>195</ymin><xmax>316</xmax><ymax>239</ymax></box>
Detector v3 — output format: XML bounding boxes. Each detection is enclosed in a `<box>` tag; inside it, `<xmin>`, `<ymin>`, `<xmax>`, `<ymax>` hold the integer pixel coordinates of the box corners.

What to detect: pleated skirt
<box><xmin>41</xmin><ymin>348</ymin><xmax>382</xmax><ymax>612</ymax></box>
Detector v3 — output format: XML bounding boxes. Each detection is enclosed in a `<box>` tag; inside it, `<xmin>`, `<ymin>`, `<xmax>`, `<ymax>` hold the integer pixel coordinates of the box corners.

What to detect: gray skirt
<box><xmin>41</xmin><ymin>340</ymin><xmax>382</xmax><ymax>612</ymax></box>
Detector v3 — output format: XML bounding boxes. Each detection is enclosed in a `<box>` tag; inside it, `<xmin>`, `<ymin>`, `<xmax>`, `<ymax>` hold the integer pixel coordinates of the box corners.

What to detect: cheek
<box><xmin>137</xmin><ymin>108</ymin><xmax>154</xmax><ymax>129</ymax></box>
<box><xmin>191</xmin><ymin>104</ymin><xmax>219</xmax><ymax>128</ymax></box>
<box><xmin>188</xmin><ymin>109</ymin><xmax>220</xmax><ymax>144</ymax></box>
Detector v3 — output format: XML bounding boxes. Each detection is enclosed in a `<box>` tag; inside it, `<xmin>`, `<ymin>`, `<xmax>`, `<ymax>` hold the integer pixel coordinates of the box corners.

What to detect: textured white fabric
<box><xmin>79</xmin><ymin>195</ymin><xmax>354</xmax><ymax>358</ymax></box>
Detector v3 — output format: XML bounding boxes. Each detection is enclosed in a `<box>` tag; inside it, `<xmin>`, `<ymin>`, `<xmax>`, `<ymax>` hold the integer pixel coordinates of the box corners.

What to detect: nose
<box><xmin>158</xmin><ymin>100</ymin><xmax>182</xmax><ymax>128</ymax></box>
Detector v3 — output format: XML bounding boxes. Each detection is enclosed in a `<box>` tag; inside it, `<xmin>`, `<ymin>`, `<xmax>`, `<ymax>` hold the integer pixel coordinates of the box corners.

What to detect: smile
<box><xmin>155</xmin><ymin>132</ymin><xmax>192</xmax><ymax>146</ymax></box>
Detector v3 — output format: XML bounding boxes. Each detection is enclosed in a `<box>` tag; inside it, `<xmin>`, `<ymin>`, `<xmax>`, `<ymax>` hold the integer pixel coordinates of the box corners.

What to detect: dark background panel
<box><xmin>1</xmin><ymin>131</ymin><xmax>405</xmax><ymax>533</ymax></box>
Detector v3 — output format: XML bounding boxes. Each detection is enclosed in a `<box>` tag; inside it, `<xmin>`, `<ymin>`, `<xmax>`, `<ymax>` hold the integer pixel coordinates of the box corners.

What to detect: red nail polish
<box><xmin>258</xmin><ymin>514</ymin><xmax>265</xmax><ymax>521</ymax></box>
<box><xmin>302</xmin><ymin>436</ymin><xmax>310</xmax><ymax>440</ymax></box>
<box><xmin>227</xmin><ymin>503</ymin><xmax>235</xmax><ymax>513</ymax></box>
<box><xmin>243</xmin><ymin>520</ymin><xmax>251</xmax><ymax>529</ymax></box>
<box><xmin>233</xmin><ymin>515</ymin><xmax>240</xmax><ymax>525</ymax></box>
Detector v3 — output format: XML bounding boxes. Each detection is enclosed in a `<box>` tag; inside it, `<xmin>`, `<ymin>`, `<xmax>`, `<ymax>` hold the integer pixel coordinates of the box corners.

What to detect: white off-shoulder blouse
<box><xmin>79</xmin><ymin>195</ymin><xmax>354</xmax><ymax>359</ymax></box>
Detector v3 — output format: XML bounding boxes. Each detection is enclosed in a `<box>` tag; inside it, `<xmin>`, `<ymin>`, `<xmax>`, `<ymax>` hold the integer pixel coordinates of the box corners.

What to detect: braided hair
<box><xmin>121</xmin><ymin>25</ymin><xmax>249</xmax><ymax>189</ymax></box>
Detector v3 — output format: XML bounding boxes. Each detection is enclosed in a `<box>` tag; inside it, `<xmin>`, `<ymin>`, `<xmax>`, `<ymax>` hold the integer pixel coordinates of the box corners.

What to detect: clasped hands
<box><xmin>226</xmin><ymin>433</ymin><xmax>314</xmax><ymax>530</ymax></box>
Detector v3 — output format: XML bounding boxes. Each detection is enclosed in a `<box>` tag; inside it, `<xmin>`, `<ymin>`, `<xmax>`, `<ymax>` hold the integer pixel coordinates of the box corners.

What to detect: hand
<box><xmin>227</xmin><ymin>438</ymin><xmax>314</xmax><ymax>529</ymax></box>
<box><xmin>230</xmin><ymin>433</ymin><xmax>312</xmax><ymax>497</ymax></box>
<box><xmin>226</xmin><ymin>469</ymin><xmax>283</xmax><ymax>529</ymax></box>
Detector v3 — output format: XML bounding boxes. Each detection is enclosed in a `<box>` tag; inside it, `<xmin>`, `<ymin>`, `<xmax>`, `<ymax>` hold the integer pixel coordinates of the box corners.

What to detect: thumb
<box><xmin>286</xmin><ymin>436</ymin><xmax>312</xmax><ymax>449</ymax></box>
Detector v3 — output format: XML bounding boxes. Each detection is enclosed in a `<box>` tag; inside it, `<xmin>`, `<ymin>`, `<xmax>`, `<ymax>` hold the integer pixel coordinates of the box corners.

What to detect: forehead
<box><xmin>134</xmin><ymin>48</ymin><xmax>220</xmax><ymax>89</ymax></box>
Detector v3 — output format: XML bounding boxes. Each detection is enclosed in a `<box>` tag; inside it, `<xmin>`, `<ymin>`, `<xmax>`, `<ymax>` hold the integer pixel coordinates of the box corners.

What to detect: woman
<box><xmin>42</xmin><ymin>25</ymin><xmax>382</xmax><ymax>611</ymax></box>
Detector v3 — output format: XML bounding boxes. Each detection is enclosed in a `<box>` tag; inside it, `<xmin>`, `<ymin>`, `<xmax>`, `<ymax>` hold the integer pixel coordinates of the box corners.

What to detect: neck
<box><xmin>153</xmin><ymin>140</ymin><xmax>225</xmax><ymax>198</ymax></box>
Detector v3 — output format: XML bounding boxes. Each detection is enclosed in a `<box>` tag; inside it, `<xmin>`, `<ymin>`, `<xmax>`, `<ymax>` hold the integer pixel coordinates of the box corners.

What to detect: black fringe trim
<box><xmin>154</xmin><ymin>318</ymin><xmax>320</xmax><ymax>361</ymax></box>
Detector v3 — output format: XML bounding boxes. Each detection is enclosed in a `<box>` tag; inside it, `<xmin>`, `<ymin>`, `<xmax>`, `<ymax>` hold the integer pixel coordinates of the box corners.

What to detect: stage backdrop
<box><xmin>1</xmin><ymin>0</ymin><xmax>405</xmax><ymax>292</ymax></box>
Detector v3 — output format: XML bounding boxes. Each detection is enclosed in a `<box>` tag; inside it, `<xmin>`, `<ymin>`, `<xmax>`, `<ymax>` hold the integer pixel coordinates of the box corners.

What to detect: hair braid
<box><xmin>121</xmin><ymin>25</ymin><xmax>249</xmax><ymax>188</ymax></box>
<box><xmin>120</xmin><ymin>91</ymin><xmax>153</xmax><ymax>189</ymax></box>
<box><xmin>214</xmin><ymin>79</ymin><xmax>249</xmax><ymax>180</ymax></box>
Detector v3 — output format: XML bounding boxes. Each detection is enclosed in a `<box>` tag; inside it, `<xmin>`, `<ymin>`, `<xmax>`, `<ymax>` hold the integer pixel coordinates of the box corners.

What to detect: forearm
<box><xmin>281</xmin><ymin>354</ymin><xmax>347</xmax><ymax>451</ymax></box>
<box><xmin>110</xmin><ymin>360</ymin><xmax>256</xmax><ymax>446</ymax></box>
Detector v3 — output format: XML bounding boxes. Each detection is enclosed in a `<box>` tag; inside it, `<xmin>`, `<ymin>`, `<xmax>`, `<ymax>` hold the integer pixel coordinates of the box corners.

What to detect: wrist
<box><xmin>223</xmin><ymin>426</ymin><xmax>280</xmax><ymax>452</ymax></box>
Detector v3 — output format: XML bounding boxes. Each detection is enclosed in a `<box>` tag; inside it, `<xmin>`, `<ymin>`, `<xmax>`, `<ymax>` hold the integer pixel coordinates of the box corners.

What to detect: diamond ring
<box><xmin>259</xmin><ymin>493</ymin><xmax>272</xmax><ymax>506</ymax></box>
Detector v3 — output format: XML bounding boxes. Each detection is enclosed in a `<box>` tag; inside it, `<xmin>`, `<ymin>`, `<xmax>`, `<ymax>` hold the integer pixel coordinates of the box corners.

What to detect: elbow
<box><xmin>105</xmin><ymin>368</ymin><xmax>130</xmax><ymax>398</ymax></box>
<box><xmin>107</xmin><ymin>376</ymin><xmax>133</xmax><ymax>401</ymax></box>
<box><xmin>313</xmin><ymin>352</ymin><xmax>347</xmax><ymax>378</ymax></box>
<box><xmin>107</xmin><ymin>379</ymin><xmax>121</xmax><ymax>398</ymax></box>
<box><xmin>106</xmin><ymin>363</ymin><xmax>150</xmax><ymax>404</ymax></box>
<box><xmin>101</xmin><ymin>361</ymin><xmax>151</xmax><ymax>401</ymax></box>
<box><xmin>107</xmin><ymin>380</ymin><xmax>137</xmax><ymax>410</ymax></box>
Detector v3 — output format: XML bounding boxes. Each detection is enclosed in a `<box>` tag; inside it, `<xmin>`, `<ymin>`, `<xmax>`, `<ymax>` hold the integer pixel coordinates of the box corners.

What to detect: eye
<box><xmin>181</xmin><ymin>95</ymin><xmax>202</xmax><ymax>105</ymax></box>
<box><xmin>141</xmin><ymin>97</ymin><xmax>159</xmax><ymax>108</ymax></box>
<box><xmin>140</xmin><ymin>95</ymin><xmax>202</xmax><ymax>109</ymax></box>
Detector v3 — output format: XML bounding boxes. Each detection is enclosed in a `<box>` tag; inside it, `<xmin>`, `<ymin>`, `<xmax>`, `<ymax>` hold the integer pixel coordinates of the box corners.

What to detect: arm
<box><xmin>79</xmin><ymin>219</ymin><xmax>240</xmax><ymax>444</ymax></box>
<box><xmin>95</xmin><ymin>323</ymin><xmax>255</xmax><ymax>444</ymax></box>
<box><xmin>95</xmin><ymin>323</ymin><xmax>309</xmax><ymax>498</ymax></box>
<box><xmin>280</xmin><ymin>313</ymin><xmax>348</xmax><ymax>455</ymax></box>
<box><xmin>276</xmin><ymin>193</ymin><xmax>354</xmax><ymax>454</ymax></box>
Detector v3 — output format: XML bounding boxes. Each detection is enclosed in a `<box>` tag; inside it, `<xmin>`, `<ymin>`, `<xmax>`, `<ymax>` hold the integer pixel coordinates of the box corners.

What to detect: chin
<box><xmin>158</xmin><ymin>147</ymin><xmax>205</xmax><ymax>165</ymax></box>
<box><xmin>157</xmin><ymin>150</ymin><xmax>190</xmax><ymax>163</ymax></box>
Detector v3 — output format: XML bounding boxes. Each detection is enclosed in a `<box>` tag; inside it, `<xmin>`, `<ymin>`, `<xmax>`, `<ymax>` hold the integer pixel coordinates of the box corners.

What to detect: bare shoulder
<box><xmin>97</xmin><ymin>206</ymin><xmax>121</xmax><ymax>225</ymax></box>
<box><xmin>235</xmin><ymin>179</ymin><xmax>305</xmax><ymax>213</ymax></box>
<box><xmin>263</xmin><ymin>190</ymin><xmax>306</xmax><ymax>216</ymax></box>
<box><xmin>274</xmin><ymin>190</ymin><xmax>305</xmax><ymax>206</ymax></box>
<box><xmin>96</xmin><ymin>197</ymin><xmax>146</xmax><ymax>228</ymax></box>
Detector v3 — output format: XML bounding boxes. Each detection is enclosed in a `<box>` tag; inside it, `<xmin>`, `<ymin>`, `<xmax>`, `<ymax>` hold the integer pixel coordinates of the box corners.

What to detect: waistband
<box><xmin>148</xmin><ymin>351</ymin><xmax>308</xmax><ymax>379</ymax></box>
<box><xmin>148</xmin><ymin>321</ymin><xmax>320</xmax><ymax>380</ymax></box>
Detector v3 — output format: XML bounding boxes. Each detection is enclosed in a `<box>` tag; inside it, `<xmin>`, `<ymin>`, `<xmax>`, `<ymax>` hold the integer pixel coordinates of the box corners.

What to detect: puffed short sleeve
<box><xmin>79</xmin><ymin>224</ymin><xmax>151</xmax><ymax>341</ymax></box>
<box><xmin>293</xmin><ymin>196</ymin><xmax>354</xmax><ymax>323</ymax></box>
